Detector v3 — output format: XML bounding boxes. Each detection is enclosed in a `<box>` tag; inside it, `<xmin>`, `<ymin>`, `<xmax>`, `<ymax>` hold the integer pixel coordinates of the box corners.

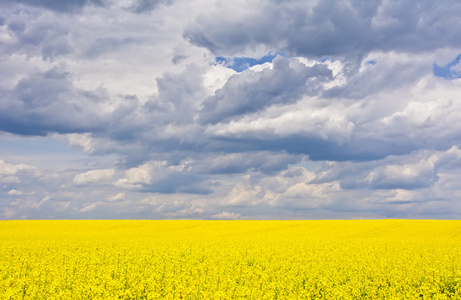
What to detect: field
<box><xmin>1</xmin><ymin>220</ymin><xmax>461</xmax><ymax>299</ymax></box>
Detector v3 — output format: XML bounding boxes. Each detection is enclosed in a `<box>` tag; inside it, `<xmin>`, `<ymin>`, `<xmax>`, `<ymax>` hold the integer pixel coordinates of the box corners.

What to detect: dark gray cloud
<box><xmin>141</xmin><ymin>174</ymin><xmax>213</xmax><ymax>194</ymax></box>
<box><xmin>184</xmin><ymin>0</ymin><xmax>461</xmax><ymax>58</ymax></box>
<box><xmin>130</xmin><ymin>0</ymin><xmax>173</xmax><ymax>13</ymax></box>
<box><xmin>322</xmin><ymin>53</ymin><xmax>431</xmax><ymax>99</ymax></box>
<box><xmin>2</xmin><ymin>0</ymin><xmax>107</xmax><ymax>13</ymax></box>
<box><xmin>1</xmin><ymin>0</ymin><xmax>171</xmax><ymax>16</ymax></box>
<box><xmin>183</xmin><ymin>152</ymin><xmax>303</xmax><ymax>175</ymax></box>
<box><xmin>1</xmin><ymin>9</ymin><xmax>73</xmax><ymax>60</ymax></box>
<box><xmin>207</xmin><ymin>135</ymin><xmax>413</xmax><ymax>162</ymax></box>
<box><xmin>200</xmin><ymin>56</ymin><xmax>332</xmax><ymax>124</ymax></box>
<box><xmin>312</xmin><ymin>146</ymin><xmax>461</xmax><ymax>191</ymax></box>
<box><xmin>0</xmin><ymin>66</ymin><xmax>110</xmax><ymax>135</ymax></box>
<box><xmin>151</xmin><ymin>65</ymin><xmax>206</xmax><ymax>124</ymax></box>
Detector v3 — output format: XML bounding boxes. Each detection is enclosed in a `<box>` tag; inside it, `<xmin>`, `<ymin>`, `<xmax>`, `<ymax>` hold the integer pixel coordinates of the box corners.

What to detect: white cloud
<box><xmin>66</xmin><ymin>133</ymin><xmax>95</xmax><ymax>154</ymax></box>
<box><xmin>0</xmin><ymin>159</ymin><xmax>39</xmax><ymax>177</ymax></box>
<box><xmin>382</xmin><ymin>98</ymin><xmax>455</xmax><ymax>128</ymax></box>
<box><xmin>202</xmin><ymin>64</ymin><xmax>236</xmax><ymax>95</ymax></box>
<box><xmin>114</xmin><ymin>162</ymin><xmax>162</xmax><ymax>188</ymax></box>
<box><xmin>208</xmin><ymin>97</ymin><xmax>355</xmax><ymax>143</ymax></box>
<box><xmin>79</xmin><ymin>202</ymin><xmax>98</xmax><ymax>213</ymax></box>
<box><xmin>3</xmin><ymin>207</ymin><xmax>15</xmax><ymax>219</ymax></box>
<box><xmin>28</xmin><ymin>196</ymin><xmax>50</xmax><ymax>209</ymax></box>
<box><xmin>220</xmin><ymin>168</ymin><xmax>335</xmax><ymax>210</ymax></box>
<box><xmin>2</xmin><ymin>176</ymin><xmax>20</xmax><ymax>183</ymax></box>
<box><xmin>73</xmin><ymin>169</ymin><xmax>115</xmax><ymax>185</ymax></box>
<box><xmin>106</xmin><ymin>193</ymin><xmax>126</xmax><ymax>202</ymax></box>
<box><xmin>7</xmin><ymin>189</ymin><xmax>35</xmax><ymax>196</ymax></box>
<box><xmin>211</xmin><ymin>211</ymin><xmax>242</xmax><ymax>220</ymax></box>
<box><xmin>56</xmin><ymin>201</ymin><xmax>71</xmax><ymax>212</ymax></box>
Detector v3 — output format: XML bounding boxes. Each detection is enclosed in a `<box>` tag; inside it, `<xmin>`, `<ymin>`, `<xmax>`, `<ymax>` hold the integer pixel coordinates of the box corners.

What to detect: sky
<box><xmin>1</xmin><ymin>0</ymin><xmax>461</xmax><ymax>220</ymax></box>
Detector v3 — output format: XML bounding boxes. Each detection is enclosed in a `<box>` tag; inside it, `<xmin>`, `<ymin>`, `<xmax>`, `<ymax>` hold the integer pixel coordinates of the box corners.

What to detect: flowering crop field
<box><xmin>1</xmin><ymin>220</ymin><xmax>461</xmax><ymax>299</ymax></box>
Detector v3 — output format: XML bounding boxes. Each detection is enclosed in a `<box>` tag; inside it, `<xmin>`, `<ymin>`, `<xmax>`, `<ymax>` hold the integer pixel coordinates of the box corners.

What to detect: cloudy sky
<box><xmin>1</xmin><ymin>0</ymin><xmax>461</xmax><ymax>220</ymax></box>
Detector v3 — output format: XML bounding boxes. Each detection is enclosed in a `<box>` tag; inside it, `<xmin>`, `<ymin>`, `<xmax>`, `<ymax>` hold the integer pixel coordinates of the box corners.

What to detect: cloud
<box><xmin>0</xmin><ymin>159</ymin><xmax>39</xmax><ymax>178</ymax></box>
<box><xmin>199</xmin><ymin>56</ymin><xmax>332</xmax><ymax>124</ymax></box>
<box><xmin>0</xmin><ymin>66</ymin><xmax>113</xmax><ymax>136</ymax></box>
<box><xmin>366</xmin><ymin>161</ymin><xmax>438</xmax><ymax>190</ymax></box>
<box><xmin>433</xmin><ymin>54</ymin><xmax>461</xmax><ymax>79</ymax></box>
<box><xmin>222</xmin><ymin>167</ymin><xmax>339</xmax><ymax>210</ymax></box>
<box><xmin>211</xmin><ymin>211</ymin><xmax>241</xmax><ymax>220</ymax></box>
<box><xmin>183</xmin><ymin>152</ymin><xmax>303</xmax><ymax>175</ymax></box>
<box><xmin>79</xmin><ymin>202</ymin><xmax>98</xmax><ymax>212</ymax></box>
<box><xmin>7</xmin><ymin>189</ymin><xmax>35</xmax><ymax>196</ymax></box>
<box><xmin>2</xmin><ymin>7</ymin><xmax>74</xmax><ymax>60</ymax></box>
<box><xmin>184</xmin><ymin>0</ymin><xmax>461</xmax><ymax>58</ymax></box>
<box><xmin>205</xmin><ymin>97</ymin><xmax>355</xmax><ymax>146</ymax></box>
<box><xmin>2</xmin><ymin>176</ymin><xmax>21</xmax><ymax>183</ymax></box>
<box><xmin>73</xmin><ymin>168</ymin><xmax>115</xmax><ymax>185</ymax></box>
<box><xmin>114</xmin><ymin>161</ymin><xmax>213</xmax><ymax>194</ymax></box>
<box><xmin>30</xmin><ymin>195</ymin><xmax>50</xmax><ymax>209</ymax></box>
<box><xmin>130</xmin><ymin>0</ymin><xmax>173</xmax><ymax>13</ymax></box>
<box><xmin>2</xmin><ymin>0</ymin><xmax>106</xmax><ymax>13</ymax></box>
<box><xmin>215</xmin><ymin>53</ymin><xmax>278</xmax><ymax>72</ymax></box>
<box><xmin>66</xmin><ymin>133</ymin><xmax>95</xmax><ymax>154</ymax></box>
<box><xmin>84</xmin><ymin>37</ymin><xmax>142</xmax><ymax>58</ymax></box>
<box><xmin>114</xmin><ymin>162</ymin><xmax>155</xmax><ymax>189</ymax></box>
<box><xmin>106</xmin><ymin>193</ymin><xmax>125</xmax><ymax>202</ymax></box>
<box><xmin>314</xmin><ymin>146</ymin><xmax>461</xmax><ymax>191</ymax></box>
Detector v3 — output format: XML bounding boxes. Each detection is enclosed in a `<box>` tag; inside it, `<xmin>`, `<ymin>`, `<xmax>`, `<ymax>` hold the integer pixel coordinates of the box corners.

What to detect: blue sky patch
<box><xmin>215</xmin><ymin>53</ymin><xmax>280</xmax><ymax>72</ymax></box>
<box><xmin>433</xmin><ymin>54</ymin><xmax>461</xmax><ymax>79</ymax></box>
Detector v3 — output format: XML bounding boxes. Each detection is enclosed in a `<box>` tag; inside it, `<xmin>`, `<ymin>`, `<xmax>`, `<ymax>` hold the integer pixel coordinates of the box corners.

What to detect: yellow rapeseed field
<box><xmin>1</xmin><ymin>220</ymin><xmax>460</xmax><ymax>299</ymax></box>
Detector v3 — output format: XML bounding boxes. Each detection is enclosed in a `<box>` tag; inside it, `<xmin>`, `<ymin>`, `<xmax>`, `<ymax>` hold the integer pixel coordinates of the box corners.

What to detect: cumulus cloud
<box><xmin>313</xmin><ymin>146</ymin><xmax>461</xmax><ymax>191</ymax></box>
<box><xmin>114</xmin><ymin>160</ymin><xmax>213</xmax><ymax>194</ymax></box>
<box><xmin>1</xmin><ymin>7</ymin><xmax>74</xmax><ymax>60</ymax></box>
<box><xmin>66</xmin><ymin>133</ymin><xmax>95</xmax><ymax>154</ymax></box>
<box><xmin>79</xmin><ymin>202</ymin><xmax>98</xmax><ymax>213</ymax></box>
<box><xmin>199</xmin><ymin>56</ymin><xmax>332</xmax><ymax>124</ymax></box>
<box><xmin>106</xmin><ymin>193</ymin><xmax>125</xmax><ymax>202</ymax></box>
<box><xmin>183</xmin><ymin>152</ymin><xmax>304</xmax><ymax>175</ymax></box>
<box><xmin>2</xmin><ymin>0</ymin><xmax>107</xmax><ymax>13</ymax></box>
<box><xmin>73</xmin><ymin>168</ymin><xmax>115</xmax><ymax>185</ymax></box>
<box><xmin>0</xmin><ymin>66</ymin><xmax>113</xmax><ymax>135</ymax></box>
<box><xmin>130</xmin><ymin>0</ymin><xmax>173</xmax><ymax>13</ymax></box>
<box><xmin>114</xmin><ymin>162</ymin><xmax>155</xmax><ymax>189</ymax></box>
<box><xmin>0</xmin><ymin>159</ymin><xmax>39</xmax><ymax>178</ymax></box>
<box><xmin>7</xmin><ymin>189</ymin><xmax>35</xmax><ymax>196</ymax></box>
<box><xmin>211</xmin><ymin>211</ymin><xmax>241</xmax><ymax>220</ymax></box>
<box><xmin>184</xmin><ymin>0</ymin><xmax>461</xmax><ymax>58</ymax></box>
<box><xmin>3</xmin><ymin>176</ymin><xmax>21</xmax><ymax>183</ymax></box>
<box><xmin>222</xmin><ymin>168</ymin><xmax>338</xmax><ymax>210</ymax></box>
